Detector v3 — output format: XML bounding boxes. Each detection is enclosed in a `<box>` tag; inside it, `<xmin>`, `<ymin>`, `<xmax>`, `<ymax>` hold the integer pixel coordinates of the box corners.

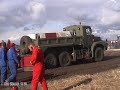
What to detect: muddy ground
<box><xmin>1</xmin><ymin>50</ymin><xmax>120</xmax><ymax>90</ymax></box>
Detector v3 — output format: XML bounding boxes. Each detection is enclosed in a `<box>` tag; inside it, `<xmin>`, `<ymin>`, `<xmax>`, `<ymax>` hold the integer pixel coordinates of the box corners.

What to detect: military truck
<box><xmin>20</xmin><ymin>24</ymin><xmax>107</xmax><ymax>69</ymax></box>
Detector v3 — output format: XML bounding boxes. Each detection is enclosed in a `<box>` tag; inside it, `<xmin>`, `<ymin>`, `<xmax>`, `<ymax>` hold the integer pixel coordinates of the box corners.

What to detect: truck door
<box><xmin>83</xmin><ymin>26</ymin><xmax>93</xmax><ymax>47</ymax></box>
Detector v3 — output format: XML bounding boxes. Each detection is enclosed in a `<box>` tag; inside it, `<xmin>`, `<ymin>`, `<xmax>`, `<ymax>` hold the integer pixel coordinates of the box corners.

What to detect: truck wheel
<box><xmin>45</xmin><ymin>53</ymin><xmax>58</xmax><ymax>69</ymax></box>
<box><xmin>20</xmin><ymin>36</ymin><xmax>32</xmax><ymax>54</ymax></box>
<box><xmin>94</xmin><ymin>47</ymin><xmax>104</xmax><ymax>62</ymax></box>
<box><xmin>59</xmin><ymin>52</ymin><xmax>72</xmax><ymax>67</ymax></box>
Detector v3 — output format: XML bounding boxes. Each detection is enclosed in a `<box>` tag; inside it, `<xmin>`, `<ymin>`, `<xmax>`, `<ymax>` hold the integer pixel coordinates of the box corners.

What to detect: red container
<box><xmin>10</xmin><ymin>87</ymin><xmax>18</xmax><ymax>90</ymax></box>
<box><xmin>20</xmin><ymin>55</ymin><xmax>32</xmax><ymax>67</ymax></box>
<box><xmin>45</xmin><ymin>33</ymin><xmax>57</xmax><ymax>39</ymax></box>
<box><xmin>20</xmin><ymin>55</ymin><xmax>33</xmax><ymax>71</ymax></box>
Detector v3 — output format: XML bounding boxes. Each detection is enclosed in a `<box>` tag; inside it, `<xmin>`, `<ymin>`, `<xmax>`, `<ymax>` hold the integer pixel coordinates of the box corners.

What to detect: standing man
<box><xmin>6</xmin><ymin>43</ymin><xmax>19</xmax><ymax>82</ymax></box>
<box><xmin>28</xmin><ymin>43</ymin><xmax>48</xmax><ymax>90</ymax></box>
<box><xmin>0</xmin><ymin>42</ymin><xmax>7</xmax><ymax>85</ymax></box>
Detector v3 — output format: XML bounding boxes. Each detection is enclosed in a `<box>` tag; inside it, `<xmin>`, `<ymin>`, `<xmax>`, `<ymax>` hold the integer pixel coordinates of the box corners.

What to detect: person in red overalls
<box><xmin>28</xmin><ymin>43</ymin><xmax>48</xmax><ymax>90</ymax></box>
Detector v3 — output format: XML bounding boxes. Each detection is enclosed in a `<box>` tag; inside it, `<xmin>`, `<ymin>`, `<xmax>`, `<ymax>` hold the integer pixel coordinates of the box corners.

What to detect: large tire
<box><xmin>20</xmin><ymin>36</ymin><xmax>32</xmax><ymax>54</ymax></box>
<box><xmin>45</xmin><ymin>53</ymin><xmax>58</xmax><ymax>69</ymax></box>
<box><xmin>94</xmin><ymin>47</ymin><xmax>104</xmax><ymax>62</ymax></box>
<box><xmin>59</xmin><ymin>52</ymin><xmax>72</xmax><ymax>67</ymax></box>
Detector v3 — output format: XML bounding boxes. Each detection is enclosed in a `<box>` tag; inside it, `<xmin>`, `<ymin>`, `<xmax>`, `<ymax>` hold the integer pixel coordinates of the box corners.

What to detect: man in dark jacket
<box><xmin>7</xmin><ymin>43</ymin><xmax>19</xmax><ymax>82</ymax></box>
<box><xmin>0</xmin><ymin>42</ymin><xmax>7</xmax><ymax>85</ymax></box>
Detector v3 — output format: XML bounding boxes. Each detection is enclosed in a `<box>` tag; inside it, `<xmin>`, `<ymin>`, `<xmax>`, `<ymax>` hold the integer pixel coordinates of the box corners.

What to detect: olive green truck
<box><xmin>20</xmin><ymin>24</ymin><xmax>107</xmax><ymax>69</ymax></box>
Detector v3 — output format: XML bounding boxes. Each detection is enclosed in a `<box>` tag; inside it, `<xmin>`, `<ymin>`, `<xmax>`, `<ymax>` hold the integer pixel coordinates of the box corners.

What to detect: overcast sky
<box><xmin>0</xmin><ymin>0</ymin><xmax>120</xmax><ymax>44</ymax></box>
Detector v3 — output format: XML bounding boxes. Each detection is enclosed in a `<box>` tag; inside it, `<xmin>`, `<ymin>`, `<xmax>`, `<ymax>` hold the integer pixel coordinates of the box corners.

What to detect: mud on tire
<box><xmin>44</xmin><ymin>53</ymin><xmax>58</xmax><ymax>69</ymax></box>
<box><xmin>59</xmin><ymin>51</ymin><xmax>72</xmax><ymax>67</ymax></box>
<box><xmin>94</xmin><ymin>47</ymin><xmax>104</xmax><ymax>62</ymax></box>
<box><xmin>20</xmin><ymin>36</ymin><xmax>32</xmax><ymax>55</ymax></box>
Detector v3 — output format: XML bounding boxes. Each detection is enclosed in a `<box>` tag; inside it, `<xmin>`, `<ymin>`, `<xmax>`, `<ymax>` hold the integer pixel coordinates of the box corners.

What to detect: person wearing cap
<box><xmin>0</xmin><ymin>42</ymin><xmax>7</xmax><ymax>85</ymax></box>
<box><xmin>28</xmin><ymin>43</ymin><xmax>48</xmax><ymax>90</ymax></box>
<box><xmin>6</xmin><ymin>43</ymin><xmax>19</xmax><ymax>82</ymax></box>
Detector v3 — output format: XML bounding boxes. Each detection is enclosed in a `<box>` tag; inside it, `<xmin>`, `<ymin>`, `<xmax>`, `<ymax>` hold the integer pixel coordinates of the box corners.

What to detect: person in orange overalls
<box><xmin>28</xmin><ymin>43</ymin><xmax>48</xmax><ymax>90</ymax></box>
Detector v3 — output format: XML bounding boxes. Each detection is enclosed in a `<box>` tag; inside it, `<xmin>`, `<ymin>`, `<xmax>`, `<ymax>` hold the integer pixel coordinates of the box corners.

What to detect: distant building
<box><xmin>107</xmin><ymin>36</ymin><xmax>120</xmax><ymax>49</ymax></box>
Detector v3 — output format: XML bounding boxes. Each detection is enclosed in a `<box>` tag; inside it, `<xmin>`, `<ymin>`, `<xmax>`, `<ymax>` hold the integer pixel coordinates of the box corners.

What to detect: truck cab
<box><xmin>64</xmin><ymin>25</ymin><xmax>101</xmax><ymax>47</ymax></box>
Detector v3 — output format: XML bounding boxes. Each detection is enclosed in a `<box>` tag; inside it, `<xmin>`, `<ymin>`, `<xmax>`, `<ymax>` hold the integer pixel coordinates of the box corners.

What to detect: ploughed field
<box><xmin>1</xmin><ymin>50</ymin><xmax>120</xmax><ymax>90</ymax></box>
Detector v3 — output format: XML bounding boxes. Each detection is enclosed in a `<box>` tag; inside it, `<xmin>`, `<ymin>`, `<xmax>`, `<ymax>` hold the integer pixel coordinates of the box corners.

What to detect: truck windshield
<box><xmin>85</xmin><ymin>27</ymin><xmax>92</xmax><ymax>35</ymax></box>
